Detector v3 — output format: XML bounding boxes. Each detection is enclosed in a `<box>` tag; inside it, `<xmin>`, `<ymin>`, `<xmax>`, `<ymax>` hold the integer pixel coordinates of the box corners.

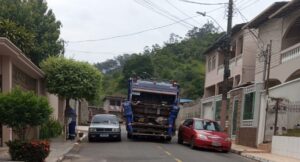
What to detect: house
<box><xmin>103</xmin><ymin>96</ymin><xmax>125</xmax><ymax>121</ymax></box>
<box><xmin>200</xmin><ymin>23</ymin><xmax>261</xmax><ymax>147</ymax></box>
<box><xmin>244</xmin><ymin>0</ymin><xmax>300</xmax><ymax>145</ymax></box>
<box><xmin>200</xmin><ymin>0</ymin><xmax>300</xmax><ymax>148</ymax></box>
<box><xmin>201</xmin><ymin>23</ymin><xmax>257</xmax><ymax>121</ymax></box>
<box><xmin>0</xmin><ymin>37</ymin><xmax>64</xmax><ymax>147</ymax></box>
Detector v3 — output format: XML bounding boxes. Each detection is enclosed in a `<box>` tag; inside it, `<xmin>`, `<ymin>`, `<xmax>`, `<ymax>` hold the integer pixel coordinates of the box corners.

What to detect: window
<box><xmin>194</xmin><ymin>120</ymin><xmax>221</xmax><ymax>131</ymax></box>
<box><xmin>212</xmin><ymin>56</ymin><xmax>216</xmax><ymax>70</ymax></box>
<box><xmin>109</xmin><ymin>99</ymin><xmax>121</xmax><ymax>106</ymax></box>
<box><xmin>207</xmin><ymin>55</ymin><xmax>216</xmax><ymax>72</ymax></box>
<box><xmin>238</xmin><ymin>36</ymin><xmax>243</xmax><ymax>54</ymax></box>
<box><xmin>194</xmin><ymin>120</ymin><xmax>204</xmax><ymax>130</ymax></box>
<box><xmin>243</xmin><ymin>92</ymin><xmax>255</xmax><ymax>120</ymax></box>
<box><xmin>205</xmin><ymin>122</ymin><xmax>219</xmax><ymax>131</ymax></box>
<box><xmin>208</xmin><ymin>57</ymin><xmax>212</xmax><ymax>72</ymax></box>
<box><xmin>183</xmin><ymin>119</ymin><xmax>193</xmax><ymax>127</ymax></box>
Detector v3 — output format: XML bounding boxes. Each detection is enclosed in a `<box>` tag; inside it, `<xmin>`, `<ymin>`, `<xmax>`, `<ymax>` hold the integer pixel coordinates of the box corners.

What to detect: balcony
<box><xmin>217</xmin><ymin>54</ymin><xmax>243</xmax><ymax>76</ymax></box>
<box><xmin>281</xmin><ymin>42</ymin><xmax>300</xmax><ymax>63</ymax></box>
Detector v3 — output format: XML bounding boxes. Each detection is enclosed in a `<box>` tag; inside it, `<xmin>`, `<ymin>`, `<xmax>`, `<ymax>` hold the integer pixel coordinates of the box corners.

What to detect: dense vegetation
<box><xmin>0</xmin><ymin>0</ymin><xmax>64</xmax><ymax>66</ymax></box>
<box><xmin>94</xmin><ymin>23</ymin><xmax>222</xmax><ymax>102</ymax></box>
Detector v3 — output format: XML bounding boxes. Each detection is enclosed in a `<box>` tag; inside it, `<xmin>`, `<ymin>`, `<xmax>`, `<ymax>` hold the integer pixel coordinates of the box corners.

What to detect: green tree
<box><xmin>0</xmin><ymin>0</ymin><xmax>64</xmax><ymax>65</ymax></box>
<box><xmin>41</xmin><ymin>56</ymin><xmax>102</xmax><ymax>137</ymax></box>
<box><xmin>41</xmin><ymin>57</ymin><xmax>102</xmax><ymax>105</ymax></box>
<box><xmin>123</xmin><ymin>54</ymin><xmax>154</xmax><ymax>80</ymax></box>
<box><xmin>95</xmin><ymin>22</ymin><xmax>221</xmax><ymax>100</ymax></box>
<box><xmin>0</xmin><ymin>88</ymin><xmax>52</xmax><ymax>140</ymax></box>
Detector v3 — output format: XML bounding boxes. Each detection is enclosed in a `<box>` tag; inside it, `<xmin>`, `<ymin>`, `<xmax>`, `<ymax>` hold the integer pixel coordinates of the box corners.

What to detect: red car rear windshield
<box><xmin>194</xmin><ymin>120</ymin><xmax>221</xmax><ymax>131</ymax></box>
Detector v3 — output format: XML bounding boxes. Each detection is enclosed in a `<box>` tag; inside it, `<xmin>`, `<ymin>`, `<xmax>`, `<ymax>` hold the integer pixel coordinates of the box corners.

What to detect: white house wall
<box><xmin>257</xmin><ymin>78</ymin><xmax>300</xmax><ymax>144</ymax></box>
<box><xmin>47</xmin><ymin>93</ymin><xmax>59</xmax><ymax>120</ymax></box>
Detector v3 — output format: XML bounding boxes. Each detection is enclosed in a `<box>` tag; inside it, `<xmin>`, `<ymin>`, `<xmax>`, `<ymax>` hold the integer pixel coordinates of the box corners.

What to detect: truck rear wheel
<box><xmin>166</xmin><ymin>136</ymin><xmax>172</xmax><ymax>142</ymax></box>
<box><xmin>127</xmin><ymin>133</ymin><xmax>132</xmax><ymax>139</ymax></box>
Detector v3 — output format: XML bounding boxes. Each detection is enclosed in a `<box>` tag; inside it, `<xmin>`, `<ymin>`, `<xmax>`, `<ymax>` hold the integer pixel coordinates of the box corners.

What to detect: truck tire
<box><xmin>127</xmin><ymin>133</ymin><xmax>132</xmax><ymax>139</ymax></box>
<box><xmin>166</xmin><ymin>136</ymin><xmax>172</xmax><ymax>143</ymax></box>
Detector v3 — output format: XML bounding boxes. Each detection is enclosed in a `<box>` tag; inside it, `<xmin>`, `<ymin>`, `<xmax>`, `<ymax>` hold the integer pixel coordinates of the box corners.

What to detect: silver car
<box><xmin>88</xmin><ymin>114</ymin><xmax>121</xmax><ymax>142</ymax></box>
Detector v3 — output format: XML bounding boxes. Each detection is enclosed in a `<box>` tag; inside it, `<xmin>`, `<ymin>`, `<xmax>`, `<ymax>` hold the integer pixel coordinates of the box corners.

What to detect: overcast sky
<box><xmin>47</xmin><ymin>0</ymin><xmax>285</xmax><ymax>64</ymax></box>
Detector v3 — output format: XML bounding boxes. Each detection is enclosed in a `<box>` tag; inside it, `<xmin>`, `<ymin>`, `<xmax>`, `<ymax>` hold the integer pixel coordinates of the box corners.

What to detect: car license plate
<box><xmin>100</xmin><ymin>134</ymin><xmax>109</xmax><ymax>137</ymax></box>
<box><xmin>212</xmin><ymin>142</ymin><xmax>221</xmax><ymax>147</ymax></box>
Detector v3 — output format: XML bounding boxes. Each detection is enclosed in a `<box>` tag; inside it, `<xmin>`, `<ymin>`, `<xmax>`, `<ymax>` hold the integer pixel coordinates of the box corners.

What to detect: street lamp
<box><xmin>196</xmin><ymin>12</ymin><xmax>225</xmax><ymax>32</ymax></box>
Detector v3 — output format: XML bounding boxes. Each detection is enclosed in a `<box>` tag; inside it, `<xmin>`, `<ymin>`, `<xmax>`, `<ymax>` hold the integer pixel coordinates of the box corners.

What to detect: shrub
<box><xmin>40</xmin><ymin>118</ymin><xmax>62</xmax><ymax>139</ymax></box>
<box><xmin>0</xmin><ymin>88</ymin><xmax>52</xmax><ymax>140</ymax></box>
<box><xmin>6</xmin><ymin>140</ymin><xmax>50</xmax><ymax>162</ymax></box>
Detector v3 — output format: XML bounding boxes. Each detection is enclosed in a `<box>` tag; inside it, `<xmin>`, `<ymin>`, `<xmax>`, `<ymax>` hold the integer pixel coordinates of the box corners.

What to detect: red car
<box><xmin>178</xmin><ymin>118</ymin><xmax>231</xmax><ymax>152</ymax></box>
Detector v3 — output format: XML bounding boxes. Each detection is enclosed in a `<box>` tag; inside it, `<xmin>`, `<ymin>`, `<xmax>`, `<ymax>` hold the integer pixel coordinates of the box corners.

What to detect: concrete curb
<box><xmin>241</xmin><ymin>153</ymin><xmax>273</xmax><ymax>162</ymax></box>
<box><xmin>230</xmin><ymin>149</ymin><xmax>274</xmax><ymax>162</ymax></box>
<box><xmin>230</xmin><ymin>149</ymin><xmax>242</xmax><ymax>155</ymax></box>
<box><xmin>56</xmin><ymin>134</ymin><xmax>87</xmax><ymax>162</ymax></box>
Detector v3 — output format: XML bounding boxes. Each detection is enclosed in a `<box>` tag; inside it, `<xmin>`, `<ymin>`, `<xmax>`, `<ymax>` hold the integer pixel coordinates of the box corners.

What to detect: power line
<box><xmin>144</xmin><ymin>0</ymin><xmax>196</xmax><ymax>27</ymax></box>
<box><xmin>67</xmin><ymin>15</ymin><xmax>201</xmax><ymax>43</ymax></box>
<box><xmin>179</xmin><ymin>0</ymin><xmax>228</xmax><ymax>5</ymax></box>
<box><xmin>165</xmin><ymin>0</ymin><xmax>201</xmax><ymax>26</ymax></box>
<box><xmin>235</xmin><ymin>7</ymin><xmax>265</xmax><ymax>50</ymax></box>
<box><xmin>206</xmin><ymin>5</ymin><xmax>227</xmax><ymax>13</ymax></box>
<box><xmin>236</xmin><ymin>0</ymin><xmax>254</xmax><ymax>8</ymax></box>
<box><xmin>197</xmin><ymin>12</ymin><xmax>225</xmax><ymax>31</ymax></box>
<box><xmin>66</xmin><ymin>49</ymin><xmax>133</xmax><ymax>55</ymax></box>
<box><xmin>240</xmin><ymin>0</ymin><xmax>259</xmax><ymax>10</ymax></box>
<box><xmin>134</xmin><ymin>0</ymin><xmax>190</xmax><ymax>28</ymax></box>
<box><xmin>134</xmin><ymin>0</ymin><xmax>193</xmax><ymax>28</ymax></box>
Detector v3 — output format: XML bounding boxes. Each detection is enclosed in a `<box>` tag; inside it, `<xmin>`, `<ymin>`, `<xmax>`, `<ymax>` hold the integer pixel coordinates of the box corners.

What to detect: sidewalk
<box><xmin>46</xmin><ymin>137</ymin><xmax>77</xmax><ymax>162</ymax></box>
<box><xmin>0</xmin><ymin>126</ymin><xmax>88</xmax><ymax>162</ymax></box>
<box><xmin>231</xmin><ymin>143</ymin><xmax>300</xmax><ymax>162</ymax></box>
<box><xmin>0</xmin><ymin>147</ymin><xmax>10</xmax><ymax>161</ymax></box>
<box><xmin>47</xmin><ymin>126</ymin><xmax>88</xmax><ymax>162</ymax></box>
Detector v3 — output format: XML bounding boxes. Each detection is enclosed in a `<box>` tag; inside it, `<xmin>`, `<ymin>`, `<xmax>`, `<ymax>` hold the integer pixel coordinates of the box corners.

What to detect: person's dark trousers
<box><xmin>68</xmin><ymin>121</ymin><xmax>76</xmax><ymax>140</ymax></box>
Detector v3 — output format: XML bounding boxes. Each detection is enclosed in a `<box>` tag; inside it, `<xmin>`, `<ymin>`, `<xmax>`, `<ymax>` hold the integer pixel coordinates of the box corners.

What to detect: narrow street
<box><xmin>64</xmin><ymin>126</ymin><xmax>253</xmax><ymax>162</ymax></box>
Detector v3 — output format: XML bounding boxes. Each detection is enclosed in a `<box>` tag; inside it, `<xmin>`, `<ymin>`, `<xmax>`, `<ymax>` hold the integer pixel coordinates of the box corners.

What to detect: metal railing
<box><xmin>241</xmin><ymin>120</ymin><xmax>253</xmax><ymax>127</ymax></box>
<box><xmin>281</xmin><ymin>42</ymin><xmax>300</xmax><ymax>63</ymax></box>
<box><xmin>217</xmin><ymin>54</ymin><xmax>243</xmax><ymax>75</ymax></box>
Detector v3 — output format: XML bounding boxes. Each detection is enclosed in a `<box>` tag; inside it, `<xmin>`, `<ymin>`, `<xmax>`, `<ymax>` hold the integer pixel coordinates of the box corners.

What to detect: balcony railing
<box><xmin>217</xmin><ymin>54</ymin><xmax>243</xmax><ymax>75</ymax></box>
<box><xmin>241</xmin><ymin>120</ymin><xmax>253</xmax><ymax>127</ymax></box>
<box><xmin>217</xmin><ymin>64</ymin><xmax>224</xmax><ymax>74</ymax></box>
<box><xmin>281</xmin><ymin>42</ymin><xmax>300</xmax><ymax>63</ymax></box>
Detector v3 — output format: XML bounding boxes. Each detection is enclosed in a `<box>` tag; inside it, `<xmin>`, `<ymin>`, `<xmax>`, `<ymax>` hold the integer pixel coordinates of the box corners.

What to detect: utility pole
<box><xmin>263</xmin><ymin>40</ymin><xmax>272</xmax><ymax>142</ymax></box>
<box><xmin>220</xmin><ymin>0</ymin><xmax>234</xmax><ymax>130</ymax></box>
<box><xmin>265</xmin><ymin>40</ymin><xmax>272</xmax><ymax>95</ymax></box>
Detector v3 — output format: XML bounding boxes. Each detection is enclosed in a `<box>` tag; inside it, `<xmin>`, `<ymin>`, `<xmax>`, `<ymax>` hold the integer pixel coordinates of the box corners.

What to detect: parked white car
<box><xmin>88</xmin><ymin>114</ymin><xmax>121</xmax><ymax>142</ymax></box>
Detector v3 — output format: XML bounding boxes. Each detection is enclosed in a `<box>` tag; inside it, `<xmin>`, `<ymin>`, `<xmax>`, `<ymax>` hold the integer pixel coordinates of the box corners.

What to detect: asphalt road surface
<box><xmin>64</xmin><ymin>126</ymin><xmax>253</xmax><ymax>162</ymax></box>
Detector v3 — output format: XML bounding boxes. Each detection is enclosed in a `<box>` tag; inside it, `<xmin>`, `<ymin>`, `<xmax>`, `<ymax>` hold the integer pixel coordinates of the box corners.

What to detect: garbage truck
<box><xmin>123</xmin><ymin>78</ymin><xmax>180</xmax><ymax>141</ymax></box>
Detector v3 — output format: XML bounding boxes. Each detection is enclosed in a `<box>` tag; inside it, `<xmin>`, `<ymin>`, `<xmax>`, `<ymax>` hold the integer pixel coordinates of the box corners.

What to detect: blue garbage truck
<box><xmin>123</xmin><ymin>78</ymin><xmax>180</xmax><ymax>141</ymax></box>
